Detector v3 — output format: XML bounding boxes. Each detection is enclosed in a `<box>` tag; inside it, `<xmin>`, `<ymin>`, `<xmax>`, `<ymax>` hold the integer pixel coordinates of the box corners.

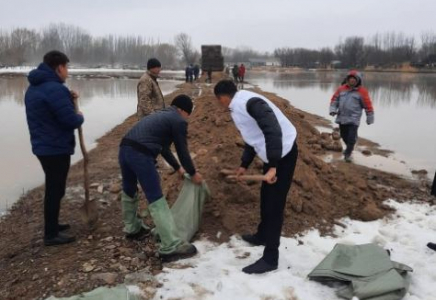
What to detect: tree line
<box><xmin>1</xmin><ymin>24</ymin><xmax>435</xmax><ymax>70</ymax></box>
<box><xmin>274</xmin><ymin>32</ymin><xmax>436</xmax><ymax>69</ymax></box>
<box><xmin>0</xmin><ymin>23</ymin><xmax>199</xmax><ymax>69</ymax></box>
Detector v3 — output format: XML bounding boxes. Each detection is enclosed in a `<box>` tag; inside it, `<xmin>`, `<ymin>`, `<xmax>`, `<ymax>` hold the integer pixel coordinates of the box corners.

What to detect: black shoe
<box><xmin>125</xmin><ymin>227</ymin><xmax>150</xmax><ymax>241</ymax></box>
<box><xmin>58</xmin><ymin>224</ymin><xmax>71</xmax><ymax>232</ymax></box>
<box><xmin>242</xmin><ymin>258</ymin><xmax>278</xmax><ymax>274</ymax></box>
<box><xmin>241</xmin><ymin>234</ymin><xmax>265</xmax><ymax>246</ymax></box>
<box><xmin>160</xmin><ymin>244</ymin><xmax>198</xmax><ymax>263</ymax></box>
<box><xmin>427</xmin><ymin>242</ymin><xmax>436</xmax><ymax>251</ymax></box>
<box><xmin>44</xmin><ymin>233</ymin><xmax>76</xmax><ymax>246</ymax></box>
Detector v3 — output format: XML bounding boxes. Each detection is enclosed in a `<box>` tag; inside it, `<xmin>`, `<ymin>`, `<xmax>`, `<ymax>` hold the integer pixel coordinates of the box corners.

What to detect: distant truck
<box><xmin>201</xmin><ymin>45</ymin><xmax>224</xmax><ymax>72</ymax></box>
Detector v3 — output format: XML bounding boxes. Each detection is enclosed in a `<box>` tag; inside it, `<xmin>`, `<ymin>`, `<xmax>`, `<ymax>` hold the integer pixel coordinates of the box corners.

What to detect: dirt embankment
<box><xmin>0</xmin><ymin>73</ymin><xmax>433</xmax><ymax>300</ymax></box>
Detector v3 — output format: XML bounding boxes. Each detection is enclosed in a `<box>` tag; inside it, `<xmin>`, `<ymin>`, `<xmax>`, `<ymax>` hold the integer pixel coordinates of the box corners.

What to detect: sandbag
<box><xmin>170</xmin><ymin>175</ymin><xmax>210</xmax><ymax>242</ymax></box>
<box><xmin>308</xmin><ymin>243</ymin><xmax>412</xmax><ymax>300</ymax></box>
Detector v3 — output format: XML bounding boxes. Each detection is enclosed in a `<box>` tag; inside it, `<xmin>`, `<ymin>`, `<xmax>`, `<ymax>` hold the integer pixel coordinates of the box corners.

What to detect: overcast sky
<box><xmin>0</xmin><ymin>0</ymin><xmax>434</xmax><ymax>52</ymax></box>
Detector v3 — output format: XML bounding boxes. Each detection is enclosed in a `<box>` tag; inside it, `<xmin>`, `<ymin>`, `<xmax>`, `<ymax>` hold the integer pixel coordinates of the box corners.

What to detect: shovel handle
<box><xmin>226</xmin><ymin>174</ymin><xmax>266</xmax><ymax>181</ymax></box>
<box><xmin>73</xmin><ymin>97</ymin><xmax>90</xmax><ymax>202</ymax></box>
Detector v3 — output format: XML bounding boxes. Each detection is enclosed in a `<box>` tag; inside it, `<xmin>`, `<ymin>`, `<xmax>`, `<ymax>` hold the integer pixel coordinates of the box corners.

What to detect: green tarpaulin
<box><xmin>45</xmin><ymin>285</ymin><xmax>142</xmax><ymax>300</ymax></box>
<box><xmin>308</xmin><ymin>243</ymin><xmax>413</xmax><ymax>300</ymax></box>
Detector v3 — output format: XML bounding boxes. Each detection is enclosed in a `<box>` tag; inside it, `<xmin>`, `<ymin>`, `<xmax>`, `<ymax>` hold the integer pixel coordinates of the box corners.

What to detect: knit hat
<box><xmin>171</xmin><ymin>94</ymin><xmax>193</xmax><ymax>115</ymax></box>
<box><xmin>147</xmin><ymin>58</ymin><xmax>161</xmax><ymax>70</ymax></box>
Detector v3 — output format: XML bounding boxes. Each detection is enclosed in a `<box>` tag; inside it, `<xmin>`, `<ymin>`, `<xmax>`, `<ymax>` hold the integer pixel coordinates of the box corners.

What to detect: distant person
<box><xmin>207</xmin><ymin>68</ymin><xmax>212</xmax><ymax>83</ymax></box>
<box><xmin>185</xmin><ymin>65</ymin><xmax>190</xmax><ymax>83</ymax></box>
<box><xmin>232</xmin><ymin>64</ymin><xmax>239</xmax><ymax>82</ymax></box>
<box><xmin>238</xmin><ymin>63</ymin><xmax>246</xmax><ymax>82</ymax></box>
<box><xmin>137</xmin><ymin>58</ymin><xmax>165</xmax><ymax>119</ymax></box>
<box><xmin>214</xmin><ymin>80</ymin><xmax>298</xmax><ymax>274</ymax></box>
<box><xmin>24</xmin><ymin>50</ymin><xmax>84</xmax><ymax>246</ymax></box>
<box><xmin>188</xmin><ymin>64</ymin><xmax>194</xmax><ymax>83</ymax></box>
<box><xmin>119</xmin><ymin>95</ymin><xmax>203</xmax><ymax>261</ymax></box>
<box><xmin>193</xmin><ymin>65</ymin><xmax>200</xmax><ymax>81</ymax></box>
<box><xmin>329</xmin><ymin>70</ymin><xmax>374</xmax><ymax>162</ymax></box>
<box><xmin>427</xmin><ymin>171</ymin><xmax>436</xmax><ymax>251</ymax></box>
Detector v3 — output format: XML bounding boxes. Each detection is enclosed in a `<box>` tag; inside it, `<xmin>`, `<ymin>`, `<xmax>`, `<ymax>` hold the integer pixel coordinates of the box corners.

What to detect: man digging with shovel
<box><xmin>25</xmin><ymin>51</ymin><xmax>84</xmax><ymax>246</ymax></box>
<box><xmin>119</xmin><ymin>94</ymin><xmax>203</xmax><ymax>262</ymax></box>
<box><xmin>214</xmin><ymin>80</ymin><xmax>298</xmax><ymax>274</ymax></box>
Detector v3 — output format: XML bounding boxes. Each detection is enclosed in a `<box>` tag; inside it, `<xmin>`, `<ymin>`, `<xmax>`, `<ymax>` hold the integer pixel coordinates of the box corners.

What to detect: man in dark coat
<box><xmin>119</xmin><ymin>95</ymin><xmax>203</xmax><ymax>262</ymax></box>
<box><xmin>25</xmin><ymin>50</ymin><xmax>84</xmax><ymax>246</ymax></box>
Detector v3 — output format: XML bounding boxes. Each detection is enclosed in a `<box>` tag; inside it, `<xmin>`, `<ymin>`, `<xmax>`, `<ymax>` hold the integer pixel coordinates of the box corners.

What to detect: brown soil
<box><xmin>0</xmin><ymin>73</ymin><xmax>433</xmax><ymax>300</ymax></box>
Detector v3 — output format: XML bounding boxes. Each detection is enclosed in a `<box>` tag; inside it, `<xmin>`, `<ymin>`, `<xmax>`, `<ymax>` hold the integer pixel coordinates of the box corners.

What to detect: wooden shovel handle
<box><xmin>73</xmin><ymin>98</ymin><xmax>90</xmax><ymax>202</ymax></box>
<box><xmin>226</xmin><ymin>174</ymin><xmax>266</xmax><ymax>181</ymax></box>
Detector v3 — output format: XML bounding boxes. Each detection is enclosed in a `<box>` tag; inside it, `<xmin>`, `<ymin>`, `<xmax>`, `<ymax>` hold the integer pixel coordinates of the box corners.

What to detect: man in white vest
<box><xmin>214</xmin><ymin>80</ymin><xmax>298</xmax><ymax>274</ymax></box>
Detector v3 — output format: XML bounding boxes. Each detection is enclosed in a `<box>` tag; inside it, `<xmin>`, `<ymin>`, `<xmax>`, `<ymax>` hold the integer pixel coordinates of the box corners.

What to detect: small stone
<box><xmin>91</xmin><ymin>272</ymin><xmax>118</xmax><ymax>285</ymax></box>
<box><xmin>97</xmin><ymin>185</ymin><xmax>104</xmax><ymax>194</ymax></box>
<box><xmin>82</xmin><ymin>262</ymin><xmax>95</xmax><ymax>273</ymax></box>
<box><xmin>197</xmin><ymin>148</ymin><xmax>208</xmax><ymax>156</ymax></box>
<box><xmin>108</xmin><ymin>183</ymin><xmax>122</xmax><ymax>194</ymax></box>
<box><xmin>362</xmin><ymin>149</ymin><xmax>372</xmax><ymax>156</ymax></box>
<box><xmin>102</xmin><ymin>236</ymin><xmax>114</xmax><ymax>242</ymax></box>
<box><xmin>332</xmin><ymin>131</ymin><xmax>341</xmax><ymax>140</ymax></box>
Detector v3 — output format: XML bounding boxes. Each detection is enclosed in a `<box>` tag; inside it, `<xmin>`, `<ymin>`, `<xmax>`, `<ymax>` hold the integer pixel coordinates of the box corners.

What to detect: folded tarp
<box><xmin>45</xmin><ymin>285</ymin><xmax>142</xmax><ymax>300</ymax></box>
<box><xmin>308</xmin><ymin>243</ymin><xmax>412</xmax><ymax>300</ymax></box>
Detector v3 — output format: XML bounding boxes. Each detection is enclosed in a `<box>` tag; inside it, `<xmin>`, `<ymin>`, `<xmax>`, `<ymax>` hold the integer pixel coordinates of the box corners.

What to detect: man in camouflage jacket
<box><xmin>137</xmin><ymin>58</ymin><xmax>165</xmax><ymax>119</ymax></box>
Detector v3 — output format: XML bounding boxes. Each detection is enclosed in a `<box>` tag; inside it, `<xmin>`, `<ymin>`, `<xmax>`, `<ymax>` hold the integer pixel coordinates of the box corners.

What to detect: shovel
<box><xmin>73</xmin><ymin>96</ymin><xmax>98</xmax><ymax>227</ymax></box>
<box><xmin>220</xmin><ymin>169</ymin><xmax>266</xmax><ymax>182</ymax></box>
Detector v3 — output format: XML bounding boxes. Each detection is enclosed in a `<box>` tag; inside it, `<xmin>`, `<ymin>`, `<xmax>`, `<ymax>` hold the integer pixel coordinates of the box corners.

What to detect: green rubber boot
<box><xmin>148</xmin><ymin>197</ymin><xmax>197</xmax><ymax>262</ymax></box>
<box><xmin>121</xmin><ymin>192</ymin><xmax>149</xmax><ymax>240</ymax></box>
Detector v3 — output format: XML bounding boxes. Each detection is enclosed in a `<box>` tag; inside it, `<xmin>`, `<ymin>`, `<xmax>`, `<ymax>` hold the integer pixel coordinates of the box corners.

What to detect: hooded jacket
<box><xmin>329</xmin><ymin>70</ymin><xmax>374</xmax><ymax>126</ymax></box>
<box><xmin>24</xmin><ymin>63</ymin><xmax>84</xmax><ymax>156</ymax></box>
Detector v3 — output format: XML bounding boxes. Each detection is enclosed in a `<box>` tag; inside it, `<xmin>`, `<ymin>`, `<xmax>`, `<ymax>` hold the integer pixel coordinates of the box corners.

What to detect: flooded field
<box><xmin>247</xmin><ymin>71</ymin><xmax>436</xmax><ymax>177</ymax></box>
<box><xmin>0</xmin><ymin>75</ymin><xmax>179</xmax><ymax>211</ymax></box>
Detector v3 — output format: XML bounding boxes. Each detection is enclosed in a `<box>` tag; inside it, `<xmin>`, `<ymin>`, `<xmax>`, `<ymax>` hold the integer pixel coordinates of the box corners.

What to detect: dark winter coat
<box><xmin>121</xmin><ymin>106</ymin><xmax>196</xmax><ymax>175</ymax></box>
<box><xmin>25</xmin><ymin>63</ymin><xmax>84</xmax><ymax>156</ymax></box>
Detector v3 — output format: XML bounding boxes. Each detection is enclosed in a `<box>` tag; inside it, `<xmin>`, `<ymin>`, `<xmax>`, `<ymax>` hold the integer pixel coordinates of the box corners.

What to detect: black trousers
<box><xmin>37</xmin><ymin>155</ymin><xmax>71</xmax><ymax>238</ymax></box>
<box><xmin>339</xmin><ymin>124</ymin><xmax>359</xmax><ymax>156</ymax></box>
<box><xmin>256</xmin><ymin>143</ymin><xmax>298</xmax><ymax>265</ymax></box>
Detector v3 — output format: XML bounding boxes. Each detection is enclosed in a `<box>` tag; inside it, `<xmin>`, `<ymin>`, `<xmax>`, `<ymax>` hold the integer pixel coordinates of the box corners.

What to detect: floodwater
<box><xmin>246</xmin><ymin>71</ymin><xmax>436</xmax><ymax>178</ymax></box>
<box><xmin>0</xmin><ymin>75</ymin><xmax>179</xmax><ymax>212</ymax></box>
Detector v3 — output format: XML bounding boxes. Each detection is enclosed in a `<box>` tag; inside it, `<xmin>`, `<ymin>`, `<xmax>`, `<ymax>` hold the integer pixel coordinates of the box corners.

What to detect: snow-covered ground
<box><xmin>153</xmin><ymin>200</ymin><xmax>436</xmax><ymax>300</ymax></box>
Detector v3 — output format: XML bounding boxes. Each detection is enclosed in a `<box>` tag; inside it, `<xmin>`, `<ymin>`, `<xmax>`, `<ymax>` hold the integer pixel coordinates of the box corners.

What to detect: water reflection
<box><xmin>249</xmin><ymin>72</ymin><xmax>436</xmax><ymax>108</ymax></box>
<box><xmin>246</xmin><ymin>71</ymin><xmax>436</xmax><ymax>177</ymax></box>
<box><xmin>0</xmin><ymin>76</ymin><xmax>179</xmax><ymax>211</ymax></box>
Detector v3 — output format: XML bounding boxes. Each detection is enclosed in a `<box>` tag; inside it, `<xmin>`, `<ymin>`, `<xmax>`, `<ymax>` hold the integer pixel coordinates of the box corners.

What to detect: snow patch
<box><xmin>153</xmin><ymin>200</ymin><xmax>436</xmax><ymax>300</ymax></box>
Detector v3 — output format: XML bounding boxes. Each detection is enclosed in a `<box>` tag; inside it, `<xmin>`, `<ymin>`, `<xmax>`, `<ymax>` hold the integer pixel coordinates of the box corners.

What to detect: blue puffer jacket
<box><xmin>25</xmin><ymin>63</ymin><xmax>84</xmax><ymax>156</ymax></box>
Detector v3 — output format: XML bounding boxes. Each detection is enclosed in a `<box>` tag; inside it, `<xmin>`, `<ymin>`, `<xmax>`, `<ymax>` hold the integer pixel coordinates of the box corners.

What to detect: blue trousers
<box><xmin>118</xmin><ymin>145</ymin><xmax>163</xmax><ymax>203</ymax></box>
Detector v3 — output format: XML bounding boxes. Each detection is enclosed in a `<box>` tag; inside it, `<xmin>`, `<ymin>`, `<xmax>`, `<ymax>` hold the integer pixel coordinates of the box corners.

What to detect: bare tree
<box><xmin>174</xmin><ymin>32</ymin><xmax>195</xmax><ymax>64</ymax></box>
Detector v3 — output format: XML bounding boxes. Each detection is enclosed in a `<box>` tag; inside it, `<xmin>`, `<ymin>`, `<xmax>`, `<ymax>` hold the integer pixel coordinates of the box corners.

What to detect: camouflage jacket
<box><xmin>137</xmin><ymin>71</ymin><xmax>165</xmax><ymax>119</ymax></box>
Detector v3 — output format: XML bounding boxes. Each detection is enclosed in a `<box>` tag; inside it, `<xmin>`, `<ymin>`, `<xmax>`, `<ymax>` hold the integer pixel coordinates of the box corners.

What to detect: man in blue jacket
<box><xmin>25</xmin><ymin>51</ymin><xmax>84</xmax><ymax>246</ymax></box>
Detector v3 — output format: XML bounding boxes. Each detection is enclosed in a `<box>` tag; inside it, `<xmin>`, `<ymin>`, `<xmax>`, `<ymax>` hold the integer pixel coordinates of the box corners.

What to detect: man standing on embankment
<box><xmin>24</xmin><ymin>50</ymin><xmax>84</xmax><ymax>246</ymax></box>
<box><xmin>329</xmin><ymin>70</ymin><xmax>374</xmax><ymax>162</ymax></box>
<box><xmin>214</xmin><ymin>80</ymin><xmax>298</xmax><ymax>274</ymax></box>
<box><xmin>137</xmin><ymin>58</ymin><xmax>165</xmax><ymax>119</ymax></box>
